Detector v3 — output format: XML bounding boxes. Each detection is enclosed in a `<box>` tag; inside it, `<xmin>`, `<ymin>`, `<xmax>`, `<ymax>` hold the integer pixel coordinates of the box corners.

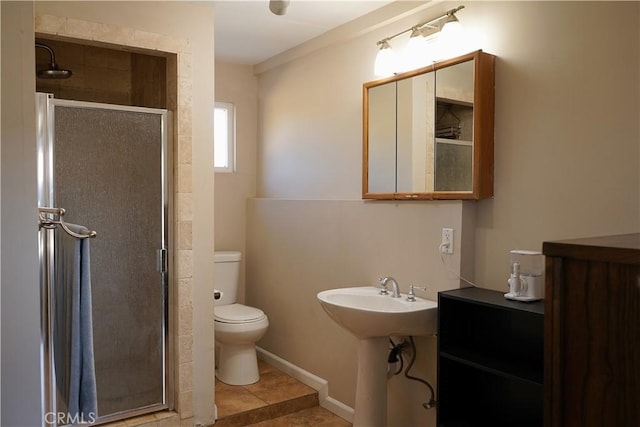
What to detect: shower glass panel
<box><xmin>37</xmin><ymin>93</ymin><xmax>171</xmax><ymax>424</ymax></box>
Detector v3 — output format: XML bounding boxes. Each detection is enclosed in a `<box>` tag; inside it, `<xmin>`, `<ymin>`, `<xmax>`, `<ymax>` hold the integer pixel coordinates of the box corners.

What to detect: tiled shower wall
<box><xmin>35</xmin><ymin>38</ymin><xmax>167</xmax><ymax>108</ymax></box>
<box><xmin>35</xmin><ymin>13</ymin><xmax>195</xmax><ymax>423</ymax></box>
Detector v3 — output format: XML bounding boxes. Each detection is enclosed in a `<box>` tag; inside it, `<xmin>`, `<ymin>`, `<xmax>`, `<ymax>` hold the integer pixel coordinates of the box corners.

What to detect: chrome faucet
<box><xmin>378</xmin><ymin>276</ymin><xmax>401</xmax><ymax>298</ymax></box>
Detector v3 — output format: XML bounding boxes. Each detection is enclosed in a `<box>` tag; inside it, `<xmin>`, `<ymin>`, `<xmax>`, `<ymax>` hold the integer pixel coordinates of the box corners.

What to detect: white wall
<box><xmin>236</xmin><ymin>1</ymin><xmax>639</xmax><ymax>426</ymax></box>
<box><xmin>1</xmin><ymin>2</ymin><xmax>43</xmax><ymax>426</ymax></box>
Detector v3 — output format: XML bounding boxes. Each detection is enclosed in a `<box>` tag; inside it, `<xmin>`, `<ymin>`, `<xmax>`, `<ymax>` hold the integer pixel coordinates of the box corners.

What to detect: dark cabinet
<box><xmin>437</xmin><ymin>287</ymin><xmax>544</xmax><ymax>427</ymax></box>
<box><xmin>543</xmin><ymin>234</ymin><xmax>640</xmax><ymax>427</ymax></box>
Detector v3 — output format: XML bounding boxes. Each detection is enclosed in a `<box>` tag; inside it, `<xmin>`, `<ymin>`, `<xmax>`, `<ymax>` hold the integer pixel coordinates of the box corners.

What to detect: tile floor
<box><xmin>102</xmin><ymin>360</ymin><xmax>349</xmax><ymax>427</ymax></box>
<box><xmin>214</xmin><ymin>360</ymin><xmax>351</xmax><ymax>427</ymax></box>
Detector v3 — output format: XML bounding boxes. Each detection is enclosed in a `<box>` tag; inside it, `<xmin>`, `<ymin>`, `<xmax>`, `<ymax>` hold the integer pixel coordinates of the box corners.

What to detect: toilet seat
<box><xmin>214</xmin><ymin>303</ymin><xmax>266</xmax><ymax>324</ymax></box>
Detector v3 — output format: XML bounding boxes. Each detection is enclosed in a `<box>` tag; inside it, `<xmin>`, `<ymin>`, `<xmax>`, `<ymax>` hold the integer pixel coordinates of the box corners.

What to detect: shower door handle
<box><xmin>157</xmin><ymin>249</ymin><xmax>168</xmax><ymax>274</ymax></box>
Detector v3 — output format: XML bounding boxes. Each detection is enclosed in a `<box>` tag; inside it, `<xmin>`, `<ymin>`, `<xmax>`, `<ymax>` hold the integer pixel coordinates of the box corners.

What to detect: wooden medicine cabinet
<box><xmin>363</xmin><ymin>50</ymin><xmax>495</xmax><ymax>200</ymax></box>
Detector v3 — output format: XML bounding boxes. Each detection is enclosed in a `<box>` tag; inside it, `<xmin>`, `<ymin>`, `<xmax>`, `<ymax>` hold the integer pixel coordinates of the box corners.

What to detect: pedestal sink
<box><xmin>317</xmin><ymin>286</ymin><xmax>438</xmax><ymax>427</ymax></box>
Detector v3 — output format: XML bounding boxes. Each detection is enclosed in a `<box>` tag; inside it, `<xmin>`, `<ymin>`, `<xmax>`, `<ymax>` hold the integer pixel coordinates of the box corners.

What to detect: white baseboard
<box><xmin>256</xmin><ymin>347</ymin><xmax>354</xmax><ymax>423</ymax></box>
<box><xmin>318</xmin><ymin>395</ymin><xmax>355</xmax><ymax>423</ymax></box>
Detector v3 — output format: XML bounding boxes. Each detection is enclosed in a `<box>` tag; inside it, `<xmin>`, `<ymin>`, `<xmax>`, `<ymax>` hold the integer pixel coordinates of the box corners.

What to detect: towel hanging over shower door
<box><xmin>53</xmin><ymin>223</ymin><xmax>98</xmax><ymax>418</ymax></box>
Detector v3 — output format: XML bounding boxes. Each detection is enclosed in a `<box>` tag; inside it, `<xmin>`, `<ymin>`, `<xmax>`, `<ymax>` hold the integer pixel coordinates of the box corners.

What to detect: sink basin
<box><xmin>318</xmin><ymin>286</ymin><xmax>439</xmax><ymax>426</ymax></box>
<box><xmin>317</xmin><ymin>286</ymin><xmax>438</xmax><ymax>339</ymax></box>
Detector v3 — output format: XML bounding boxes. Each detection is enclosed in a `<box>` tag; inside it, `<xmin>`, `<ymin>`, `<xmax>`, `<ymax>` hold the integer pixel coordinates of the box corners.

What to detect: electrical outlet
<box><xmin>441</xmin><ymin>228</ymin><xmax>454</xmax><ymax>254</ymax></box>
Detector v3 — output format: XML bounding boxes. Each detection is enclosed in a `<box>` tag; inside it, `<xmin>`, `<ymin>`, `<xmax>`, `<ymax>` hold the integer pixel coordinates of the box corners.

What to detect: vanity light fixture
<box><xmin>374</xmin><ymin>5</ymin><xmax>465</xmax><ymax>77</ymax></box>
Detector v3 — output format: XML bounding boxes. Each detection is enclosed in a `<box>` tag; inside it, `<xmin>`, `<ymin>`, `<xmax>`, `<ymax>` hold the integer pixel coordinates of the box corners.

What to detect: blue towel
<box><xmin>54</xmin><ymin>224</ymin><xmax>98</xmax><ymax>418</ymax></box>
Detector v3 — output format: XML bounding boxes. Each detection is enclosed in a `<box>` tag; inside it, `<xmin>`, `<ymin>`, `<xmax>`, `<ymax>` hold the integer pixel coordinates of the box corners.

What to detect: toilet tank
<box><xmin>214</xmin><ymin>251</ymin><xmax>241</xmax><ymax>306</ymax></box>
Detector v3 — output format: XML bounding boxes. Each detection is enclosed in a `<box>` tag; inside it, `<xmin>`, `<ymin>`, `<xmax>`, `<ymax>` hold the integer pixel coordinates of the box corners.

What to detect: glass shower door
<box><xmin>37</xmin><ymin>93</ymin><xmax>170</xmax><ymax>424</ymax></box>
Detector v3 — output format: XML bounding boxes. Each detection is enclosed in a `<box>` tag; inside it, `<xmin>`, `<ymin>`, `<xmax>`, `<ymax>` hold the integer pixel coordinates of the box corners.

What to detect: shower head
<box><xmin>37</xmin><ymin>66</ymin><xmax>73</xmax><ymax>79</ymax></box>
<box><xmin>35</xmin><ymin>43</ymin><xmax>73</xmax><ymax>79</ymax></box>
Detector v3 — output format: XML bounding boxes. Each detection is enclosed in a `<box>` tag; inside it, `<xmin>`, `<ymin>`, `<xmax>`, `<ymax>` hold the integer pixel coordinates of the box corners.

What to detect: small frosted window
<box><xmin>214</xmin><ymin>102</ymin><xmax>235</xmax><ymax>172</ymax></box>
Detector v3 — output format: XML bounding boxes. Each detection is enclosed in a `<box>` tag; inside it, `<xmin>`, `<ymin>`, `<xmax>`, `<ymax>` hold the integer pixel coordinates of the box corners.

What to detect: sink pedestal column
<box><xmin>353</xmin><ymin>337</ymin><xmax>388</xmax><ymax>427</ymax></box>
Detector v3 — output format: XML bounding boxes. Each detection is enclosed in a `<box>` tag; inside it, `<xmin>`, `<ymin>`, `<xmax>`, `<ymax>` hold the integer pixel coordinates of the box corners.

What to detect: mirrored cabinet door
<box><xmin>435</xmin><ymin>60</ymin><xmax>474</xmax><ymax>192</ymax></box>
<box><xmin>396</xmin><ymin>72</ymin><xmax>435</xmax><ymax>194</ymax></box>
<box><xmin>363</xmin><ymin>50</ymin><xmax>495</xmax><ymax>200</ymax></box>
<box><xmin>367</xmin><ymin>81</ymin><xmax>397</xmax><ymax>194</ymax></box>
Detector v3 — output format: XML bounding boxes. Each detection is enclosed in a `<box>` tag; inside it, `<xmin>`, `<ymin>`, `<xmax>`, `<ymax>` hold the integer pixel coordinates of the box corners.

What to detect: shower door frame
<box><xmin>37</xmin><ymin>93</ymin><xmax>173</xmax><ymax>425</ymax></box>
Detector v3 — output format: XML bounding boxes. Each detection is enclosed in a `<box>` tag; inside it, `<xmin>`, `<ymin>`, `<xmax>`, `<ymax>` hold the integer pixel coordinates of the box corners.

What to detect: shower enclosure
<box><xmin>37</xmin><ymin>93</ymin><xmax>172</xmax><ymax>425</ymax></box>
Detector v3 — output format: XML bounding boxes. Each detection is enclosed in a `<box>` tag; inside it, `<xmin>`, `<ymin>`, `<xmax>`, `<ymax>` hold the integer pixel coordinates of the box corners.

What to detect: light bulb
<box><xmin>438</xmin><ymin>13</ymin><xmax>467</xmax><ymax>58</ymax></box>
<box><xmin>440</xmin><ymin>14</ymin><xmax>463</xmax><ymax>44</ymax></box>
<box><xmin>374</xmin><ymin>41</ymin><xmax>397</xmax><ymax>77</ymax></box>
<box><xmin>404</xmin><ymin>28</ymin><xmax>430</xmax><ymax>71</ymax></box>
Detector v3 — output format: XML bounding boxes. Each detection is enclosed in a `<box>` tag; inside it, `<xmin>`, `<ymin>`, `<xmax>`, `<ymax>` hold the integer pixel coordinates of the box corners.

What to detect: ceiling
<box><xmin>212</xmin><ymin>0</ymin><xmax>394</xmax><ymax>65</ymax></box>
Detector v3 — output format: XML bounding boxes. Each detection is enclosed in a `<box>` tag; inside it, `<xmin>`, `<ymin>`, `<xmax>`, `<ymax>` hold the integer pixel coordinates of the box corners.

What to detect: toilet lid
<box><xmin>214</xmin><ymin>304</ymin><xmax>266</xmax><ymax>324</ymax></box>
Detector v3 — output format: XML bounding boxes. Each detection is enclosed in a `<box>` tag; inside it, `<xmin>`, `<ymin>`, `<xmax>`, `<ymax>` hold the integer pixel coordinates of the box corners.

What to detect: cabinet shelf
<box><xmin>435</xmin><ymin>137</ymin><xmax>472</xmax><ymax>146</ymax></box>
<box><xmin>436</xmin><ymin>96</ymin><xmax>473</xmax><ymax>108</ymax></box>
<box><xmin>437</xmin><ymin>287</ymin><xmax>544</xmax><ymax>427</ymax></box>
<box><xmin>440</xmin><ymin>349</ymin><xmax>542</xmax><ymax>385</ymax></box>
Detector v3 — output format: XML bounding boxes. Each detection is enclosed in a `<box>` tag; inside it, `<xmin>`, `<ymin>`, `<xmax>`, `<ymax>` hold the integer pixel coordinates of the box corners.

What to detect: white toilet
<box><xmin>214</xmin><ymin>251</ymin><xmax>269</xmax><ymax>385</ymax></box>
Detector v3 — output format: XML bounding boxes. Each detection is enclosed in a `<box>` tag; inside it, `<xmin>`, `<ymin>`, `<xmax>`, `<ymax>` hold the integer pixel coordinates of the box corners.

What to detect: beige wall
<box><xmin>34</xmin><ymin>1</ymin><xmax>216</xmax><ymax>422</ymax></box>
<box><xmin>228</xmin><ymin>1</ymin><xmax>640</xmax><ymax>426</ymax></box>
<box><xmin>1</xmin><ymin>2</ymin><xmax>43</xmax><ymax>426</ymax></box>
<box><xmin>255</xmin><ymin>0</ymin><xmax>639</xmax><ymax>263</ymax></box>
<box><xmin>470</xmin><ymin>0</ymin><xmax>639</xmax><ymax>284</ymax></box>
<box><xmin>246</xmin><ymin>199</ymin><xmax>475</xmax><ymax>425</ymax></box>
<box><xmin>30</xmin><ymin>1</ymin><xmax>215</xmax><ymax>425</ymax></box>
<box><xmin>214</xmin><ymin>61</ymin><xmax>258</xmax><ymax>303</ymax></box>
